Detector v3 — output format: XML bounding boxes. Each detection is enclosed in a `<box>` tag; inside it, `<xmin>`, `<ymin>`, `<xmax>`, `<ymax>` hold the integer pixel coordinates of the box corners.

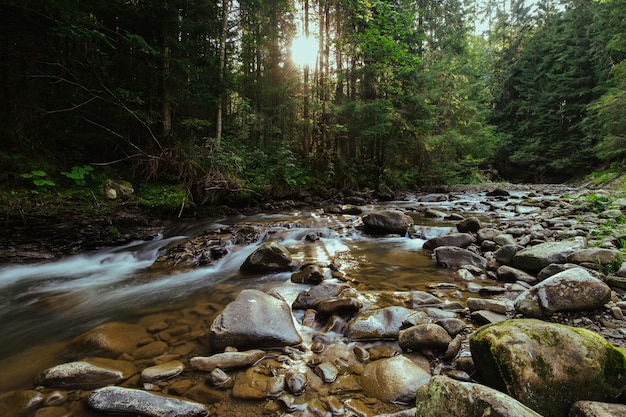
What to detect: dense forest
<box><xmin>1</xmin><ymin>0</ymin><xmax>625</xmax><ymax>208</ymax></box>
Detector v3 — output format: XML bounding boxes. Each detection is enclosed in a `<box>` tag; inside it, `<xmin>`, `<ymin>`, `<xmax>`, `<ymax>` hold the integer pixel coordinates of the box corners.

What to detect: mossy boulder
<box><xmin>470</xmin><ymin>319</ymin><xmax>626</xmax><ymax>417</ymax></box>
<box><xmin>414</xmin><ymin>375</ymin><xmax>542</xmax><ymax>417</ymax></box>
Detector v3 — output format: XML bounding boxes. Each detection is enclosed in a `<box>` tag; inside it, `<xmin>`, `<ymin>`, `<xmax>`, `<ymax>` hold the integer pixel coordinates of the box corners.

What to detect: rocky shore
<box><xmin>3</xmin><ymin>185</ymin><xmax>626</xmax><ymax>417</ymax></box>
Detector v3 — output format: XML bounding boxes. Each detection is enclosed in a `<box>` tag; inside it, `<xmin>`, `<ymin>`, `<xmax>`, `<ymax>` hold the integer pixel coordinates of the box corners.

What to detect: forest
<box><xmin>1</xmin><ymin>0</ymin><xmax>625</xmax><ymax>208</ymax></box>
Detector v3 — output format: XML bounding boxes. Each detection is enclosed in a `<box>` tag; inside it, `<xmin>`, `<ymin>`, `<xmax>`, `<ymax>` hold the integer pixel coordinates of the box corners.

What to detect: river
<box><xmin>0</xmin><ymin>190</ymin><xmax>539</xmax><ymax>413</ymax></box>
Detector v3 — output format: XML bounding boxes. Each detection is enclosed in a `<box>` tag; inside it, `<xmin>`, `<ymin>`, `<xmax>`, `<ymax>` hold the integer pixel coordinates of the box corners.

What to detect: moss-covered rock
<box><xmin>414</xmin><ymin>375</ymin><xmax>542</xmax><ymax>417</ymax></box>
<box><xmin>470</xmin><ymin>319</ymin><xmax>626</xmax><ymax>417</ymax></box>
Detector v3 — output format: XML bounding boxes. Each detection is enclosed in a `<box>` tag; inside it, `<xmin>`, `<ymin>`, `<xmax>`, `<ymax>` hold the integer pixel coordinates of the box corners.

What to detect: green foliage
<box><xmin>60</xmin><ymin>165</ymin><xmax>94</xmax><ymax>186</ymax></box>
<box><xmin>20</xmin><ymin>170</ymin><xmax>56</xmax><ymax>191</ymax></box>
<box><xmin>137</xmin><ymin>184</ymin><xmax>187</xmax><ymax>210</ymax></box>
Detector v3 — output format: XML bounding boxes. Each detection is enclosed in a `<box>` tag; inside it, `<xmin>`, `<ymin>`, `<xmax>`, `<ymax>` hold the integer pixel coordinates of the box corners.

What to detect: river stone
<box><xmin>569</xmin><ymin>400</ymin><xmax>626</xmax><ymax>417</ymax></box>
<box><xmin>232</xmin><ymin>367</ymin><xmax>285</xmax><ymax>399</ymax></box>
<box><xmin>141</xmin><ymin>360</ymin><xmax>184</xmax><ymax>383</ymax></box>
<box><xmin>87</xmin><ymin>386</ymin><xmax>208</xmax><ymax>417</ymax></box>
<box><xmin>477</xmin><ymin>227</ymin><xmax>501</xmax><ymax>242</ymax></box>
<box><xmin>494</xmin><ymin>244</ymin><xmax>520</xmax><ymax>265</ymax></box>
<box><xmin>456</xmin><ymin>217</ymin><xmax>482</xmax><ymax>233</ymax></box>
<box><xmin>291</xmin><ymin>264</ymin><xmax>324</xmax><ymax>284</ymax></box>
<box><xmin>398</xmin><ymin>323</ymin><xmax>451</xmax><ymax>352</ymax></box>
<box><xmin>566</xmin><ymin>248</ymin><xmax>620</xmax><ymax>265</ymax></box>
<box><xmin>514</xmin><ymin>267</ymin><xmax>611</xmax><ymax>318</ymax></box>
<box><xmin>360</xmin><ymin>355</ymin><xmax>431</xmax><ymax>403</ymax></box>
<box><xmin>317</xmin><ymin>297</ymin><xmax>362</xmax><ymax>316</ymax></box>
<box><xmin>470</xmin><ymin>319</ymin><xmax>626</xmax><ymax>417</ymax></box>
<box><xmin>0</xmin><ymin>390</ymin><xmax>45</xmax><ymax>417</ymax></box>
<box><xmin>422</xmin><ymin>233</ymin><xmax>476</xmax><ymax>251</ymax></box>
<box><xmin>71</xmin><ymin>322</ymin><xmax>150</xmax><ymax>356</ymax></box>
<box><xmin>292</xmin><ymin>282</ymin><xmax>352</xmax><ymax>309</ymax></box>
<box><xmin>419</xmin><ymin>193</ymin><xmax>447</xmax><ymax>202</ymax></box>
<box><xmin>36</xmin><ymin>358</ymin><xmax>136</xmax><ymax>389</ymax></box>
<box><xmin>240</xmin><ymin>241</ymin><xmax>293</xmax><ymax>273</ymax></box>
<box><xmin>511</xmin><ymin>237</ymin><xmax>587</xmax><ymax>272</ymax></box>
<box><xmin>434</xmin><ymin>246</ymin><xmax>488</xmax><ymax>270</ymax></box>
<box><xmin>190</xmin><ymin>349</ymin><xmax>265</xmax><ymax>371</ymax></box>
<box><xmin>435</xmin><ymin>318</ymin><xmax>467</xmax><ymax>336</ymax></box>
<box><xmin>209</xmin><ymin>289</ymin><xmax>302</xmax><ymax>350</ymax></box>
<box><xmin>345</xmin><ymin>306</ymin><xmax>415</xmax><ymax>340</ymax></box>
<box><xmin>132</xmin><ymin>340</ymin><xmax>168</xmax><ymax>359</ymax></box>
<box><xmin>414</xmin><ymin>375</ymin><xmax>542</xmax><ymax>417</ymax></box>
<box><xmin>497</xmin><ymin>265</ymin><xmax>537</xmax><ymax>283</ymax></box>
<box><xmin>362</xmin><ymin>209</ymin><xmax>414</xmax><ymax>235</ymax></box>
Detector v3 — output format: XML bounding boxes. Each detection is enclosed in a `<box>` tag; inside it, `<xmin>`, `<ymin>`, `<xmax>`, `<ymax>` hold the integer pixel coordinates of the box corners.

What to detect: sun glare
<box><xmin>291</xmin><ymin>35</ymin><xmax>318</xmax><ymax>68</ymax></box>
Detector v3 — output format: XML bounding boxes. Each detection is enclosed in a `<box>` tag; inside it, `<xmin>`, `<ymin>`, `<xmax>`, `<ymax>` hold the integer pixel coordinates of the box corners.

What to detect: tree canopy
<box><xmin>1</xmin><ymin>0</ymin><xmax>625</xmax><ymax>204</ymax></box>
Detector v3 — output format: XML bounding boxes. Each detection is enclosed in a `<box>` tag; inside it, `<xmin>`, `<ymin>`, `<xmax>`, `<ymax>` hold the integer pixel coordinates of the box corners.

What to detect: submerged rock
<box><xmin>209</xmin><ymin>289</ymin><xmax>302</xmax><ymax>350</ymax></box>
<box><xmin>0</xmin><ymin>390</ymin><xmax>45</xmax><ymax>417</ymax></box>
<box><xmin>87</xmin><ymin>386</ymin><xmax>208</xmax><ymax>417</ymax></box>
<box><xmin>414</xmin><ymin>375</ymin><xmax>542</xmax><ymax>417</ymax></box>
<box><xmin>470</xmin><ymin>319</ymin><xmax>626</xmax><ymax>417</ymax></box>
<box><xmin>71</xmin><ymin>322</ymin><xmax>150</xmax><ymax>357</ymax></box>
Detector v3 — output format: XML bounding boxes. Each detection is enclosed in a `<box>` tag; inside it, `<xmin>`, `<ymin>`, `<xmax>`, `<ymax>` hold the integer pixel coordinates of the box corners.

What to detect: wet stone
<box><xmin>317</xmin><ymin>297</ymin><xmax>362</xmax><ymax>316</ymax></box>
<box><xmin>71</xmin><ymin>322</ymin><xmax>150</xmax><ymax>357</ymax></box>
<box><xmin>87</xmin><ymin>386</ymin><xmax>208</xmax><ymax>417</ymax></box>
<box><xmin>315</xmin><ymin>362</ymin><xmax>339</xmax><ymax>383</ymax></box>
<box><xmin>435</xmin><ymin>318</ymin><xmax>467</xmax><ymax>336</ymax></box>
<box><xmin>36</xmin><ymin>358</ymin><xmax>137</xmax><ymax>389</ymax></box>
<box><xmin>398</xmin><ymin>323</ymin><xmax>451</xmax><ymax>352</ymax></box>
<box><xmin>190</xmin><ymin>349</ymin><xmax>265</xmax><ymax>371</ymax></box>
<box><xmin>207</xmin><ymin>368</ymin><xmax>233</xmax><ymax>389</ymax></box>
<box><xmin>132</xmin><ymin>340</ymin><xmax>168</xmax><ymax>359</ymax></box>
<box><xmin>360</xmin><ymin>355</ymin><xmax>431</xmax><ymax>404</ymax></box>
<box><xmin>141</xmin><ymin>360</ymin><xmax>184</xmax><ymax>383</ymax></box>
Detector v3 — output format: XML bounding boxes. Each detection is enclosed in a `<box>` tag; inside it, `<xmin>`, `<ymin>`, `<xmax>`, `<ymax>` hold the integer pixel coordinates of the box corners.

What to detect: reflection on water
<box><xmin>0</xmin><ymin>207</ymin><xmax>462</xmax><ymax>392</ymax></box>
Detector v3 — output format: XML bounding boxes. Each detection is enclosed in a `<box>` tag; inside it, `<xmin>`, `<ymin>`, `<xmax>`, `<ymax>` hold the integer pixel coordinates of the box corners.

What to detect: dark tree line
<box><xmin>1</xmin><ymin>0</ymin><xmax>625</xmax><ymax>205</ymax></box>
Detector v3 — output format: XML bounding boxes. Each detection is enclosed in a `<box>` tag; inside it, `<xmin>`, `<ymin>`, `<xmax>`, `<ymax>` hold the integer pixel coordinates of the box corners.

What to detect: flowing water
<box><xmin>0</xmin><ymin>193</ymin><xmax>509</xmax><ymax>400</ymax></box>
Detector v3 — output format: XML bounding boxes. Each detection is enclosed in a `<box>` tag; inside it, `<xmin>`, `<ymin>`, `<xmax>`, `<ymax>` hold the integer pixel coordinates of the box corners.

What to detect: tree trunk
<box><xmin>215</xmin><ymin>0</ymin><xmax>230</xmax><ymax>149</ymax></box>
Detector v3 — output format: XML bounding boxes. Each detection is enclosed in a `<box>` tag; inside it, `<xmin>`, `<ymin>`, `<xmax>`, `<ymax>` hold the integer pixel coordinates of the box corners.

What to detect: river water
<box><xmin>0</xmin><ymin>192</ymin><xmax>521</xmax><ymax>402</ymax></box>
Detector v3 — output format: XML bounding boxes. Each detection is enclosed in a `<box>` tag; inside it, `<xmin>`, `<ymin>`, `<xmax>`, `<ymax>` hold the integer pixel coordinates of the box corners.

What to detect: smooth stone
<box><xmin>471</xmin><ymin>310</ymin><xmax>509</xmax><ymax>325</ymax></box>
<box><xmin>497</xmin><ymin>265</ymin><xmax>537</xmax><ymax>283</ymax></box>
<box><xmin>467</xmin><ymin>298</ymin><xmax>510</xmax><ymax>315</ymax></box>
<box><xmin>36</xmin><ymin>358</ymin><xmax>136</xmax><ymax>389</ymax></box>
<box><xmin>422</xmin><ymin>233</ymin><xmax>476</xmax><ymax>251</ymax></box>
<box><xmin>414</xmin><ymin>375</ymin><xmax>542</xmax><ymax>417</ymax></box>
<box><xmin>569</xmin><ymin>400</ymin><xmax>626</xmax><ymax>417</ymax></box>
<box><xmin>345</xmin><ymin>306</ymin><xmax>414</xmax><ymax>340</ymax></box>
<box><xmin>317</xmin><ymin>297</ymin><xmax>362</xmax><ymax>316</ymax></box>
<box><xmin>292</xmin><ymin>282</ymin><xmax>351</xmax><ymax>309</ymax></box>
<box><xmin>434</xmin><ymin>246</ymin><xmax>488</xmax><ymax>270</ymax></box>
<box><xmin>314</xmin><ymin>362</ymin><xmax>339</xmax><ymax>383</ymax></box>
<box><xmin>494</xmin><ymin>244</ymin><xmax>520</xmax><ymax>264</ymax></box>
<box><xmin>411</xmin><ymin>291</ymin><xmax>442</xmax><ymax>306</ymax></box>
<box><xmin>435</xmin><ymin>318</ymin><xmax>467</xmax><ymax>336</ymax></box>
<box><xmin>132</xmin><ymin>341</ymin><xmax>168</xmax><ymax>359</ymax></box>
<box><xmin>87</xmin><ymin>386</ymin><xmax>208</xmax><ymax>417</ymax></box>
<box><xmin>360</xmin><ymin>355</ymin><xmax>431</xmax><ymax>404</ymax></box>
<box><xmin>566</xmin><ymin>248</ymin><xmax>620</xmax><ymax>265</ymax></box>
<box><xmin>511</xmin><ymin>237</ymin><xmax>587</xmax><ymax>272</ymax></box>
<box><xmin>514</xmin><ymin>267</ymin><xmax>611</xmax><ymax>318</ymax></box>
<box><xmin>456</xmin><ymin>217</ymin><xmax>482</xmax><ymax>233</ymax></box>
<box><xmin>291</xmin><ymin>265</ymin><xmax>324</xmax><ymax>284</ymax></box>
<box><xmin>240</xmin><ymin>241</ymin><xmax>293</xmax><ymax>273</ymax></box>
<box><xmin>141</xmin><ymin>360</ymin><xmax>184</xmax><ymax>383</ymax></box>
<box><xmin>190</xmin><ymin>350</ymin><xmax>265</xmax><ymax>371</ymax></box>
<box><xmin>209</xmin><ymin>289</ymin><xmax>302</xmax><ymax>350</ymax></box>
<box><xmin>362</xmin><ymin>209</ymin><xmax>414</xmax><ymax>235</ymax></box>
<box><xmin>398</xmin><ymin>323</ymin><xmax>451</xmax><ymax>352</ymax></box>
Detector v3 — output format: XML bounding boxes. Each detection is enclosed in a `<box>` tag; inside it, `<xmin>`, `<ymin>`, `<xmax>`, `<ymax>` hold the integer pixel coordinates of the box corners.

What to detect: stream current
<box><xmin>0</xmin><ymin>192</ymin><xmax>523</xmax><ymax>408</ymax></box>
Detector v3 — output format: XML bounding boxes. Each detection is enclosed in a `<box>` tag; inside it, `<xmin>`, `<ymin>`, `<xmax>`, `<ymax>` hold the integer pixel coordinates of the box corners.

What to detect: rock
<box><xmin>71</xmin><ymin>322</ymin><xmax>150</xmax><ymax>356</ymax></box>
<box><xmin>291</xmin><ymin>265</ymin><xmax>324</xmax><ymax>284</ymax></box>
<box><xmin>207</xmin><ymin>368</ymin><xmax>233</xmax><ymax>389</ymax></box>
<box><xmin>511</xmin><ymin>237</ymin><xmax>587</xmax><ymax>272</ymax></box>
<box><xmin>360</xmin><ymin>355</ymin><xmax>431</xmax><ymax>403</ymax></box>
<box><xmin>132</xmin><ymin>340</ymin><xmax>168</xmax><ymax>359</ymax></box>
<box><xmin>87</xmin><ymin>386</ymin><xmax>208</xmax><ymax>417</ymax></box>
<box><xmin>345</xmin><ymin>306</ymin><xmax>414</xmax><ymax>340</ymax></box>
<box><xmin>240</xmin><ymin>241</ymin><xmax>293</xmax><ymax>273</ymax></box>
<box><xmin>36</xmin><ymin>358</ymin><xmax>136</xmax><ymax>389</ymax></box>
<box><xmin>292</xmin><ymin>282</ymin><xmax>352</xmax><ymax>310</ymax></box>
<box><xmin>398</xmin><ymin>323</ymin><xmax>451</xmax><ymax>352</ymax></box>
<box><xmin>0</xmin><ymin>390</ymin><xmax>45</xmax><ymax>417</ymax></box>
<box><xmin>467</xmin><ymin>298</ymin><xmax>510</xmax><ymax>315</ymax></box>
<box><xmin>471</xmin><ymin>310</ymin><xmax>509</xmax><ymax>325</ymax></box>
<box><xmin>411</xmin><ymin>291</ymin><xmax>442</xmax><ymax>307</ymax></box>
<box><xmin>362</xmin><ymin>209</ymin><xmax>414</xmax><ymax>235</ymax></box>
<box><xmin>141</xmin><ymin>360</ymin><xmax>184</xmax><ymax>383</ymax></box>
<box><xmin>232</xmin><ymin>367</ymin><xmax>286</xmax><ymax>399</ymax></box>
<box><xmin>477</xmin><ymin>227</ymin><xmax>501</xmax><ymax>242</ymax></box>
<box><xmin>209</xmin><ymin>289</ymin><xmax>302</xmax><ymax>350</ymax></box>
<box><xmin>566</xmin><ymin>248</ymin><xmax>620</xmax><ymax>265</ymax></box>
<box><xmin>422</xmin><ymin>233</ymin><xmax>476</xmax><ymax>251</ymax></box>
<box><xmin>497</xmin><ymin>265</ymin><xmax>537</xmax><ymax>283</ymax></box>
<box><xmin>317</xmin><ymin>297</ymin><xmax>362</xmax><ymax>316</ymax></box>
<box><xmin>190</xmin><ymin>350</ymin><xmax>265</xmax><ymax>371</ymax></box>
<box><xmin>435</xmin><ymin>318</ymin><xmax>467</xmax><ymax>336</ymax></box>
<box><xmin>103</xmin><ymin>179</ymin><xmax>134</xmax><ymax>200</ymax></box>
<box><xmin>514</xmin><ymin>267</ymin><xmax>611</xmax><ymax>318</ymax></box>
<box><xmin>414</xmin><ymin>375</ymin><xmax>542</xmax><ymax>417</ymax></box>
<box><xmin>434</xmin><ymin>246</ymin><xmax>488</xmax><ymax>270</ymax></box>
<box><xmin>494</xmin><ymin>244</ymin><xmax>520</xmax><ymax>264</ymax></box>
<box><xmin>487</xmin><ymin>188</ymin><xmax>511</xmax><ymax>197</ymax></box>
<box><xmin>456</xmin><ymin>217</ymin><xmax>482</xmax><ymax>233</ymax></box>
<box><xmin>419</xmin><ymin>193</ymin><xmax>447</xmax><ymax>202</ymax></box>
<box><xmin>569</xmin><ymin>400</ymin><xmax>626</xmax><ymax>417</ymax></box>
<box><xmin>470</xmin><ymin>319</ymin><xmax>626</xmax><ymax>417</ymax></box>
<box><xmin>314</xmin><ymin>362</ymin><xmax>339</xmax><ymax>383</ymax></box>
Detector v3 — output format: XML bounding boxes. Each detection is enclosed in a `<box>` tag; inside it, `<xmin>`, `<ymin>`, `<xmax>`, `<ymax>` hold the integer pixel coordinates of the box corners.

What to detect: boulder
<box><xmin>209</xmin><ymin>289</ymin><xmax>302</xmax><ymax>350</ymax></box>
<box><xmin>398</xmin><ymin>323</ymin><xmax>451</xmax><ymax>352</ymax></box>
<box><xmin>434</xmin><ymin>246</ymin><xmax>488</xmax><ymax>270</ymax></box>
<box><xmin>360</xmin><ymin>355</ymin><xmax>431</xmax><ymax>403</ymax></box>
<box><xmin>87</xmin><ymin>386</ymin><xmax>208</xmax><ymax>417</ymax></box>
<box><xmin>362</xmin><ymin>210</ymin><xmax>414</xmax><ymax>235</ymax></box>
<box><xmin>496</xmin><ymin>265</ymin><xmax>537</xmax><ymax>283</ymax></box>
<box><xmin>71</xmin><ymin>322</ymin><xmax>150</xmax><ymax>357</ymax></box>
<box><xmin>511</xmin><ymin>237</ymin><xmax>587</xmax><ymax>272</ymax></box>
<box><xmin>456</xmin><ymin>217</ymin><xmax>482</xmax><ymax>233</ymax></box>
<box><xmin>514</xmin><ymin>267</ymin><xmax>611</xmax><ymax>318</ymax></box>
<box><xmin>36</xmin><ymin>358</ymin><xmax>136</xmax><ymax>389</ymax></box>
<box><xmin>422</xmin><ymin>233</ymin><xmax>476</xmax><ymax>251</ymax></box>
<box><xmin>566</xmin><ymin>248</ymin><xmax>620</xmax><ymax>265</ymax></box>
<box><xmin>291</xmin><ymin>265</ymin><xmax>324</xmax><ymax>284</ymax></box>
<box><xmin>470</xmin><ymin>319</ymin><xmax>626</xmax><ymax>417</ymax></box>
<box><xmin>414</xmin><ymin>375</ymin><xmax>542</xmax><ymax>417</ymax></box>
<box><xmin>292</xmin><ymin>282</ymin><xmax>352</xmax><ymax>310</ymax></box>
<box><xmin>240</xmin><ymin>241</ymin><xmax>293</xmax><ymax>273</ymax></box>
<box><xmin>569</xmin><ymin>401</ymin><xmax>626</xmax><ymax>417</ymax></box>
<box><xmin>345</xmin><ymin>306</ymin><xmax>415</xmax><ymax>340</ymax></box>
